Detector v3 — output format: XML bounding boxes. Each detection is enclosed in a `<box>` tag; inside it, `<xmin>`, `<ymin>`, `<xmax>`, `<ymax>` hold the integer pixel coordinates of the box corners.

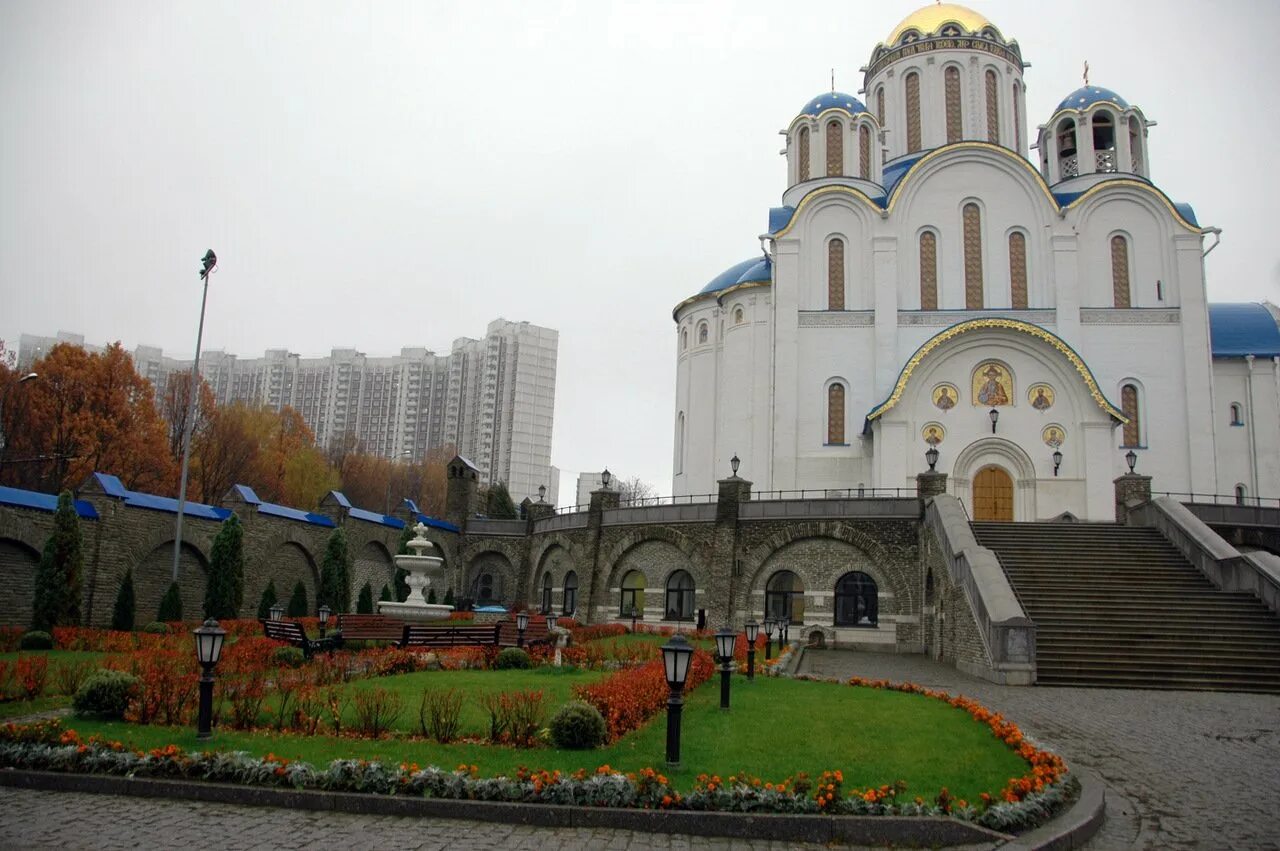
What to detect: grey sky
<box><xmin>3</xmin><ymin>0</ymin><xmax>1278</xmax><ymax>503</ymax></box>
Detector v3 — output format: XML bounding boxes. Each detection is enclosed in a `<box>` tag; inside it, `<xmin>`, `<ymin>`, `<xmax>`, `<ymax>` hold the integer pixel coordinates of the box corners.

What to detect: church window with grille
<box><xmin>905</xmin><ymin>72</ymin><xmax>922</xmax><ymax>153</ymax></box>
<box><xmin>1009</xmin><ymin>231</ymin><xmax>1028</xmax><ymax>309</ymax></box>
<box><xmin>945</xmin><ymin>66</ymin><xmax>963</xmax><ymax>143</ymax></box>
<box><xmin>826</xmin><ymin>120</ymin><xmax>843</xmax><ymax>176</ymax></box>
<box><xmin>963</xmin><ymin>203</ymin><xmax>983</xmax><ymax>309</ymax></box>
<box><xmin>1111</xmin><ymin>235</ymin><xmax>1131</xmax><ymax>308</ymax></box>
<box><xmin>859</xmin><ymin>124</ymin><xmax>871</xmax><ymax>178</ymax></box>
<box><xmin>1121</xmin><ymin>384</ymin><xmax>1141</xmax><ymax>447</ymax></box>
<box><xmin>798</xmin><ymin>126</ymin><xmax>810</xmax><ymax>181</ymax></box>
<box><xmin>827</xmin><ymin>238</ymin><xmax>845</xmax><ymax>310</ymax></box>
<box><xmin>985</xmin><ymin>69</ymin><xmax>999</xmax><ymax>143</ymax></box>
<box><xmin>919</xmin><ymin>231</ymin><xmax>938</xmax><ymax>310</ymax></box>
<box><xmin>827</xmin><ymin>383</ymin><xmax>846</xmax><ymax>444</ymax></box>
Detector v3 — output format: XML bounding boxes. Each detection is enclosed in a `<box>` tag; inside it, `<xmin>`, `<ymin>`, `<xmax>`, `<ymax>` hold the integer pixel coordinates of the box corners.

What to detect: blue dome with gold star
<box><xmin>799</xmin><ymin>92</ymin><xmax>867</xmax><ymax>118</ymax></box>
<box><xmin>1056</xmin><ymin>86</ymin><xmax>1129</xmax><ymax>112</ymax></box>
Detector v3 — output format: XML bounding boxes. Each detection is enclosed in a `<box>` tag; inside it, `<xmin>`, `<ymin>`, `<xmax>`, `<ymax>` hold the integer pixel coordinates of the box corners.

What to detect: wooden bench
<box><xmin>336</xmin><ymin>614</ymin><xmax>406</xmax><ymax>644</ymax></box>
<box><xmin>260</xmin><ymin>620</ymin><xmax>335</xmax><ymax>658</ymax></box>
<box><xmin>496</xmin><ymin>618</ymin><xmax>553</xmax><ymax>648</ymax></box>
<box><xmin>400</xmin><ymin>623</ymin><xmax>500</xmax><ymax>649</ymax></box>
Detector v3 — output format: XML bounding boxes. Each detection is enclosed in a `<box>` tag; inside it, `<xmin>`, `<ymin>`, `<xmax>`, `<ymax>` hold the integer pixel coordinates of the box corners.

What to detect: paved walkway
<box><xmin>799</xmin><ymin>649</ymin><xmax>1280</xmax><ymax>851</ymax></box>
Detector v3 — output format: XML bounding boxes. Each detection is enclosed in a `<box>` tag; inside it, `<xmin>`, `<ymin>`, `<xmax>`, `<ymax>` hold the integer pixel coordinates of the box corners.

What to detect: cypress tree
<box><xmin>357</xmin><ymin>582</ymin><xmax>374</xmax><ymax>614</ymax></box>
<box><xmin>31</xmin><ymin>491</ymin><xmax>84</xmax><ymax>631</ymax></box>
<box><xmin>318</xmin><ymin>528</ymin><xmax>352</xmax><ymax>613</ymax></box>
<box><xmin>256</xmin><ymin>579</ymin><xmax>279</xmax><ymax>621</ymax></box>
<box><xmin>378</xmin><ymin>584</ymin><xmax>392</xmax><ymax>602</ymax></box>
<box><xmin>286</xmin><ymin>581</ymin><xmax>308</xmax><ymax>618</ymax></box>
<box><xmin>203</xmin><ymin>514</ymin><xmax>244</xmax><ymax>619</ymax></box>
<box><xmin>427</xmin><ymin>588</ymin><xmax>437</xmax><ymax>604</ymax></box>
<box><xmin>443</xmin><ymin>586</ymin><xmax>454</xmax><ymax>606</ymax></box>
<box><xmin>485</xmin><ymin>481</ymin><xmax>518</xmax><ymax>519</ymax></box>
<box><xmin>111</xmin><ymin>568</ymin><xmax>136</xmax><ymax>631</ymax></box>
<box><xmin>396</xmin><ymin>524</ymin><xmax>413</xmax><ymax>555</ymax></box>
<box><xmin>157</xmin><ymin>582</ymin><xmax>183</xmax><ymax>622</ymax></box>
<box><xmin>394</xmin><ymin>568</ymin><xmax>409</xmax><ymax>602</ymax></box>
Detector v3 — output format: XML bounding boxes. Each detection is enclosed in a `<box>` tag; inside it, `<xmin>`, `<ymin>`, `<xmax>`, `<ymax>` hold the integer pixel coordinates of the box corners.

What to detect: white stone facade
<box><xmin>672</xmin><ymin>4</ymin><xmax>1280</xmax><ymax>519</ymax></box>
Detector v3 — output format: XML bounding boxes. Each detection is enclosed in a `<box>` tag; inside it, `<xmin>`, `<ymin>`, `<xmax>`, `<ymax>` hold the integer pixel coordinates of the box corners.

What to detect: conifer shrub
<box><xmin>110</xmin><ymin>569</ymin><xmax>136</xmax><ymax>631</ymax></box>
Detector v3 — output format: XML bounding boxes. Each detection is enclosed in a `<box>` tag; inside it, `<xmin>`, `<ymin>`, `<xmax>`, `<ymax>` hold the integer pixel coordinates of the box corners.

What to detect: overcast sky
<box><xmin>3</xmin><ymin>0</ymin><xmax>1278</xmax><ymax>504</ymax></box>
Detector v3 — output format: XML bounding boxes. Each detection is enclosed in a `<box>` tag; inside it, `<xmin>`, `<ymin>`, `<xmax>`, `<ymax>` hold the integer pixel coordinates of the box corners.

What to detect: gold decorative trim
<box><xmin>1065</xmin><ymin>179</ymin><xmax>1199</xmax><ymax>232</ymax></box>
<box><xmin>865</xmin><ymin>317</ymin><xmax>1127</xmax><ymax>423</ymax></box>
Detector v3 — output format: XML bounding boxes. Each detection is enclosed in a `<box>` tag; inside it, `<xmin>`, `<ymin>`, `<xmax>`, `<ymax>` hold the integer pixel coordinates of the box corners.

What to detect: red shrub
<box><xmin>15</xmin><ymin>656</ymin><xmax>48</xmax><ymax>699</ymax></box>
<box><xmin>350</xmin><ymin>687</ymin><xmax>403</xmax><ymax>738</ymax></box>
<box><xmin>127</xmin><ymin>649</ymin><xmax>198</xmax><ymax>725</ymax></box>
<box><xmin>448</xmin><ymin>611</ymin><xmax>475</xmax><ymax>622</ymax></box>
<box><xmin>572</xmin><ymin>649</ymin><xmax>715</xmax><ymax>741</ymax></box>
<box><xmin>570</xmin><ymin>623</ymin><xmax>627</xmax><ymax>642</ymax></box>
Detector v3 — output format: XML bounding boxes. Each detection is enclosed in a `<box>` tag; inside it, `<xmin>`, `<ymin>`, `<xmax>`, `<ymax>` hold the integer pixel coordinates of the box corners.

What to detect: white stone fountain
<box><xmin>377</xmin><ymin>522</ymin><xmax>454</xmax><ymax>623</ymax></box>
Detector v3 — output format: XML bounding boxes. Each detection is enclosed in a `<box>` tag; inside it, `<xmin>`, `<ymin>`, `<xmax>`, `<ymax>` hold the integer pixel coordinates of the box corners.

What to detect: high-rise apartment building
<box><xmin>17</xmin><ymin>319</ymin><xmax>558</xmax><ymax>503</ymax></box>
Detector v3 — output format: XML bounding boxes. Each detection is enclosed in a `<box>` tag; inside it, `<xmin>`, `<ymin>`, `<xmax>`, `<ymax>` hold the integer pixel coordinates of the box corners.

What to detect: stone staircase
<box><xmin>970</xmin><ymin>522</ymin><xmax>1280</xmax><ymax>693</ymax></box>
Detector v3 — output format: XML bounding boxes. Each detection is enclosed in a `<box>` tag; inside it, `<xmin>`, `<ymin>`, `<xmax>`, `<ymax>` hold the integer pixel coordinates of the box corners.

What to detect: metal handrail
<box><xmin>1154</xmin><ymin>492</ymin><xmax>1280</xmax><ymax>509</ymax></box>
<box><xmin>753</xmin><ymin>487</ymin><xmax>918</xmax><ymax>501</ymax></box>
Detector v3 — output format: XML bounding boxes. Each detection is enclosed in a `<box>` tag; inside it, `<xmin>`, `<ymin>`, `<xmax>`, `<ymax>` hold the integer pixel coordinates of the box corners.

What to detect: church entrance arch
<box><xmin>972</xmin><ymin>466</ymin><xmax>1014</xmax><ymax>521</ymax></box>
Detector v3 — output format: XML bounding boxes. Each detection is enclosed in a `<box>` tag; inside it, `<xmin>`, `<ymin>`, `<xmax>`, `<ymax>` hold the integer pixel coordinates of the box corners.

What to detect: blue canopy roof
<box><xmin>349</xmin><ymin>507</ymin><xmax>404</xmax><ymax>529</ymax></box>
<box><xmin>0</xmin><ymin>486</ymin><xmax>99</xmax><ymax>519</ymax></box>
<box><xmin>1209</xmin><ymin>303</ymin><xmax>1280</xmax><ymax>357</ymax></box>
<box><xmin>1056</xmin><ymin>86</ymin><xmax>1129</xmax><ymax>112</ymax></box>
<box><xmin>799</xmin><ymin>92</ymin><xmax>867</xmax><ymax>118</ymax></box>
<box><xmin>417</xmin><ymin>514</ymin><xmax>461</xmax><ymax>533</ymax></box>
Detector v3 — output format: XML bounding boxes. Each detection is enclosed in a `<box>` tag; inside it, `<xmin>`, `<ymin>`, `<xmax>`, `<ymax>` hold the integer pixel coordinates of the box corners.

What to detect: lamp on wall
<box><xmin>537</xmin><ymin>484</ymin><xmax>546</xmax><ymax>503</ymax></box>
<box><xmin>925</xmin><ymin>445</ymin><xmax>940</xmax><ymax>471</ymax></box>
<box><xmin>601</xmin><ymin>468</ymin><xmax>612</xmax><ymax>489</ymax></box>
<box><xmin>1125</xmin><ymin>449</ymin><xmax>1138</xmax><ymax>474</ymax></box>
<box><xmin>989</xmin><ymin>408</ymin><xmax>1000</xmax><ymax>433</ymax></box>
<box><xmin>730</xmin><ymin>454</ymin><xmax>740</xmax><ymax>476</ymax></box>
<box><xmin>1052</xmin><ymin>448</ymin><xmax>1063</xmax><ymax>477</ymax></box>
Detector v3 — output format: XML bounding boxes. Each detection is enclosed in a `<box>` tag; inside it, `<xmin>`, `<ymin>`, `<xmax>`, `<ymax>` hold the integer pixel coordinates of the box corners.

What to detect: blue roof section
<box><xmin>231</xmin><ymin>484</ymin><xmax>262</xmax><ymax>505</ymax></box>
<box><xmin>1056</xmin><ymin>86</ymin><xmax>1129</xmax><ymax>112</ymax></box>
<box><xmin>769</xmin><ymin>206</ymin><xmax>795</xmax><ymax>233</ymax></box>
<box><xmin>735</xmin><ymin>257</ymin><xmax>771</xmax><ymax>284</ymax></box>
<box><xmin>123</xmin><ymin>491</ymin><xmax>231</xmax><ymax>521</ymax></box>
<box><xmin>327</xmin><ymin>490</ymin><xmax>353</xmax><ymax>509</ymax></box>
<box><xmin>882</xmin><ymin>153</ymin><xmax>925</xmax><ymax>197</ymax></box>
<box><xmin>1173</xmin><ymin>202</ymin><xmax>1199</xmax><ymax>226</ymax></box>
<box><xmin>91</xmin><ymin>472</ymin><xmax>129</xmax><ymax>498</ymax></box>
<box><xmin>698</xmin><ymin>257</ymin><xmax>766</xmax><ymax>295</ymax></box>
<box><xmin>0</xmin><ymin>486</ymin><xmax>99</xmax><ymax>519</ymax></box>
<box><xmin>259</xmin><ymin>503</ymin><xmax>335</xmax><ymax>527</ymax></box>
<box><xmin>349</xmin><ymin>507</ymin><xmax>405</xmax><ymax>529</ymax></box>
<box><xmin>1209</xmin><ymin>303</ymin><xmax>1280</xmax><ymax>358</ymax></box>
<box><xmin>799</xmin><ymin>91</ymin><xmax>866</xmax><ymax>118</ymax></box>
<box><xmin>417</xmin><ymin>515</ymin><xmax>461</xmax><ymax>534</ymax></box>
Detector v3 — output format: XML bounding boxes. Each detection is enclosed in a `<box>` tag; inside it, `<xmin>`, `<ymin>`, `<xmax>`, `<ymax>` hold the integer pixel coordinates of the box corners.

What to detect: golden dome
<box><xmin>886</xmin><ymin>3</ymin><xmax>993</xmax><ymax>45</ymax></box>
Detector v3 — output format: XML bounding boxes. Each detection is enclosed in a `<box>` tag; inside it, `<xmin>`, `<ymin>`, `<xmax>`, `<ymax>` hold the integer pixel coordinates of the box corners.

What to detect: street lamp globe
<box><xmin>516</xmin><ymin>610</ymin><xmax>530</xmax><ymax>631</ymax></box>
<box><xmin>661</xmin><ymin>633</ymin><xmax>693</xmax><ymax>690</ymax></box>
<box><xmin>1125</xmin><ymin>449</ymin><xmax>1138</xmax><ymax>473</ymax></box>
<box><xmin>744</xmin><ymin>619</ymin><xmax>759</xmax><ymax>643</ymax></box>
<box><xmin>989</xmin><ymin>408</ymin><xmax>1000</xmax><ymax>432</ymax></box>
<box><xmin>545</xmin><ymin>613</ymin><xmax>558</xmax><ymax>632</ymax></box>
<box><xmin>730</xmin><ymin>454</ymin><xmax>740</xmax><ymax>476</ymax></box>
<box><xmin>601</xmin><ymin>468</ymin><xmax>612</xmax><ymax>488</ymax></box>
<box><xmin>714</xmin><ymin>627</ymin><xmax>737</xmax><ymax>662</ymax></box>
<box><xmin>318</xmin><ymin>605</ymin><xmax>331</xmax><ymax>629</ymax></box>
<box><xmin>268</xmin><ymin>602</ymin><xmax>284</xmax><ymax>622</ymax></box>
<box><xmin>925</xmin><ymin>445</ymin><xmax>940</xmax><ymax>471</ymax></box>
<box><xmin>193</xmin><ymin>619</ymin><xmax>226</xmax><ymax>667</ymax></box>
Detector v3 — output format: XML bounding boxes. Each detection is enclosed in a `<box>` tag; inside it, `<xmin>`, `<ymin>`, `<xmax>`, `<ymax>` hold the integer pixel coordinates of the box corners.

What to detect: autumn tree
<box><xmin>160</xmin><ymin>372</ymin><xmax>216</xmax><ymax>462</ymax></box>
<box><xmin>617</xmin><ymin>476</ymin><xmax>659</xmax><ymax>505</ymax></box>
<box><xmin>192</xmin><ymin>402</ymin><xmax>260</xmax><ymax>503</ymax></box>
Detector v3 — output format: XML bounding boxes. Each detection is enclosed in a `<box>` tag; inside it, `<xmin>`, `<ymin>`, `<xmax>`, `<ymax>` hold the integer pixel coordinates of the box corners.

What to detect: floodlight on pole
<box><xmin>172</xmin><ymin>250</ymin><xmax>216</xmax><ymax>583</ymax></box>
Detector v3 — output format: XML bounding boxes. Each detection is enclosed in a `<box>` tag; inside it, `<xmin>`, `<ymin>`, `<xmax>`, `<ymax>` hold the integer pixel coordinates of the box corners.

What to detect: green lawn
<box><xmin>0</xmin><ymin>695</ymin><xmax>70</xmax><ymax>719</ymax></box>
<box><xmin>63</xmin><ymin>674</ymin><xmax>1026</xmax><ymax>800</ymax></box>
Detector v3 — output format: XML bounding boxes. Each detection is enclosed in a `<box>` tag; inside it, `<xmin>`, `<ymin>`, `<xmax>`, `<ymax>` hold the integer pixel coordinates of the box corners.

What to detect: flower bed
<box><xmin>572</xmin><ymin>650</ymin><xmax>716</xmax><ymax>741</ymax></box>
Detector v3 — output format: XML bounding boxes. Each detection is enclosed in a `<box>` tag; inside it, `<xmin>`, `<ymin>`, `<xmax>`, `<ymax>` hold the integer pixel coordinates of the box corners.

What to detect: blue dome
<box><xmin>1056</xmin><ymin>86</ymin><xmax>1130</xmax><ymax>112</ymax></box>
<box><xmin>800</xmin><ymin>91</ymin><xmax>867</xmax><ymax>118</ymax></box>
<box><xmin>699</xmin><ymin>257</ymin><xmax>772</xmax><ymax>295</ymax></box>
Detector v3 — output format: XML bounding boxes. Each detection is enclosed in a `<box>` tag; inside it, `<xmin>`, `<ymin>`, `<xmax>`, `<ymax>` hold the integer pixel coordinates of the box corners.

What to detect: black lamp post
<box><xmin>193</xmin><ymin>618</ymin><xmax>226</xmax><ymax>741</ymax></box>
<box><xmin>1125</xmin><ymin>449</ymin><xmax>1138</xmax><ymax>474</ymax></box>
<box><xmin>1052</xmin><ymin>448</ymin><xmax>1063</xmax><ymax>477</ymax></box>
<box><xmin>730</xmin><ymin>454</ymin><xmax>740</xmax><ymax>476</ymax></box>
<box><xmin>630</xmin><ymin>604</ymin><xmax>639</xmax><ymax>633</ymax></box>
<box><xmin>318</xmin><ymin>604</ymin><xmax>331</xmax><ymax>638</ymax></box>
<box><xmin>268</xmin><ymin>602</ymin><xmax>284</xmax><ymax>622</ymax></box>
<box><xmin>516</xmin><ymin>610</ymin><xmax>530</xmax><ymax>647</ymax></box>
<box><xmin>780</xmin><ymin>615</ymin><xmax>790</xmax><ymax>645</ymax></box>
<box><xmin>661</xmin><ymin>633</ymin><xmax>693</xmax><ymax>767</ymax></box>
<box><xmin>744</xmin><ymin>619</ymin><xmax>759</xmax><ymax>681</ymax></box>
<box><xmin>763</xmin><ymin>617</ymin><xmax>776</xmax><ymax>660</ymax></box>
<box><xmin>989</xmin><ymin>408</ymin><xmax>999</xmax><ymax>433</ymax></box>
<box><xmin>537</xmin><ymin>484</ymin><xmax>547</xmax><ymax>503</ymax></box>
<box><xmin>601</xmin><ymin>467</ymin><xmax>612</xmax><ymax>489</ymax></box>
<box><xmin>714</xmin><ymin>627</ymin><xmax>737</xmax><ymax>710</ymax></box>
<box><xmin>926</xmin><ymin>445</ymin><xmax>940</xmax><ymax>471</ymax></box>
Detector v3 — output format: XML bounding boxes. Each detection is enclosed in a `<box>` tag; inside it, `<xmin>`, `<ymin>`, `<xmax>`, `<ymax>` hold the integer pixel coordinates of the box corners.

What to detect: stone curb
<box><xmin>998</xmin><ymin>769</ymin><xmax>1105</xmax><ymax>851</ymax></box>
<box><xmin>0</xmin><ymin>769</ymin><xmax>1011</xmax><ymax>847</ymax></box>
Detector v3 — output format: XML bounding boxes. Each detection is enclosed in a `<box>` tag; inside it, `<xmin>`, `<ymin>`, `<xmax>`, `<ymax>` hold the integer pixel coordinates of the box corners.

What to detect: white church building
<box><xmin>672</xmin><ymin>3</ymin><xmax>1280</xmax><ymax>521</ymax></box>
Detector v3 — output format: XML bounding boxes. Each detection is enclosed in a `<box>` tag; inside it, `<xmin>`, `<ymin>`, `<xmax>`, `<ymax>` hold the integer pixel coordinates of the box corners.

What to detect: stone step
<box><xmin>1034</xmin><ymin>635</ymin><xmax>1280</xmax><ymax>654</ymax></box>
<box><xmin>1014</xmin><ymin>590</ymin><xmax>1253</xmax><ymax>601</ymax></box>
<box><xmin>1038</xmin><ymin>650</ymin><xmax>1280</xmax><ymax>669</ymax></box>
<box><xmin>1034</xmin><ymin>672</ymin><xmax>1280</xmax><ymax>694</ymax></box>
<box><xmin>1030</xmin><ymin>615</ymin><xmax>1280</xmax><ymax>630</ymax></box>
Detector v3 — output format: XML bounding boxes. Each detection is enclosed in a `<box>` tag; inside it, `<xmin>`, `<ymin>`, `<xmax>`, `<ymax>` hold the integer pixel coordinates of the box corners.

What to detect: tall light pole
<box><xmin>0</xmin><ymin>372</ymin><xmax>39</xmax><ymax>466</ymax></box>
<box><xmin>172</xmin><ymin>250</ymin><xmax>216</xmax><ymax>583</ymax></box>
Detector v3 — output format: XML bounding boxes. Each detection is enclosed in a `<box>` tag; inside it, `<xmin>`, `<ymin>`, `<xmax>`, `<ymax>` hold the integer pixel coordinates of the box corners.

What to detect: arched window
<box><xmin>798</xmin><ymin>126</ymin><xmax>811</xmax><ymax>181</ymax></box>
<box><xmin>827</xmin><ymin>237</ymin><xmax>845</xmax><ymax>310</ymax></box>
<box><xmin>675</xmin><ymin>412</ymin><xmax>685</xmax><ymax>474</ymax></box>
<box><xmin>985</xmin><ymin>69</ymin><xmax>999</xmax><ymax>143</ymax></box>
<box><xmin>1121</xmin><ymin>383</ymin><xmax>1141</xmax><ymax>448</ymax></box>
<box><xmin>562</xmin><ymin>571</ymin><xmax>578</xmax><ymax>616</ymax></box>
<box><xmin>619</xmin><ymin>570</ymin><xmax>645</xmax><ymax>618</ymax></box>
<box><xmin>905</xmin><ymin>72</ymin><xmax>922</xmax><ymax>153</ymax></box>
<box><xmin>733</xmin><ymin>306</ymin><xmax>744</xmax><ymax>324</ymax></box>
<box><xmin>680</xmin><ymin>328</ymin><xmax>687</xmax><ymax>351</ymax></box>
<box><xmin>540</xmin><ymin>571</ymin><xmax>553</xmax><ymax>614</ymax></box>
<box><xmin>1235</xmin><ymin>484</ymin><xmax>1248</xmax><ymax>506</ymax></box>
<box><xmin>826</xmin><ymin>120</ymin><xmax>843</xmax><ymax>176</ymax></box>
<box><xmin>1111</xmin><ymin>235</ymin><xmax>1131</xmax><ymax>308</ymax></box>
<box><xmin>944</xmin><ymin>66</ymin><xmax>962</xmax><ymax>143</ymax></box>
<box><xmin>765</xmin><ymin>570</ymin><xmax>805</xmax><ymax>624</ymax></box>
<box><xmin>1229</xmin><ymin>403</ymin><xmax>1244</xmax><ymax>426</ymax></box>
<box><xmin>1013</xmin><ymin>82</ymin><xmax>1022</xmax><ymax>152</ymax></box>
<box><xmin>697</xmin><ymin>322</ymin><xmax>709</xmax><ymax>344</ymax></box>
<box><xmin>1057</xmin><ymin>118</ymin><xmax>1078</xmax><ymax>178</ymax></box>
<box><xmin>1093</xmin><ymin>110</ymin><xmax>1116</xmax><ymax>172</ymax></box>
<box><xmin>664</xmin><ymin>570</ymin><xmax>695</xmax><ymax>621</ymax></box>
<box><xmin>827</xmin><ymin>382</ymin><xmax>846</xmax><ymax>445</ymax></box>
<box><xmin>834</xmin><ymin>572</ymin><xmax>878</xmax><ymax>627</ymax></box>
<box><xmin>875</xmin><ymin>87</ymin><xmax>885</xmax><ymax>126</ymax></box>
<box><xmin>472</xmin><ymin>572</ymin><xmax>496</xmax><ymax>604</ymax></box>
<box><xmin>1129</xmin><ymin>116</ymin><xmax>1143</xmax><ymax>174</ymax></box>
<box><xmin>858</xmin><ymin>124</ymin><xmax>871</xmax><ymax>178</ymax></box>
<box><xmin>919</xmin><ymin>231</ymin><xmax>938</xmax><ymax>309</ymax></box>
<box><xmin>1009</xmin><ymin>231</ymin><xmax>1028</xmax><ymax>309</ymax></box>
<box><xmin>963</xmin><ymin>203</ymin><xmax>983</xmax><ymax>309</ymax></box>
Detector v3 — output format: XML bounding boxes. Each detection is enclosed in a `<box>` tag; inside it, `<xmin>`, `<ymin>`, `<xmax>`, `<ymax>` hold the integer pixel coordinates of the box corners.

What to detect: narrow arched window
<box><xmin>985</xmin><ymin>69</ymin><xmax>999</xmax><ymax>143</ymax></box>
<box><xmin>675</xmin><ymin>412</ymin><xmax>685</xmax><ymax>474</ymax></box>
<box><xmin>765</xmin><ymin>570</ymin><xmax>805</xmax><ymax>624</ymax></box>
<box><xmin>919</xmin><ymin>231</ymin><xmax>938</xmax><ymax>310</ymax></box>
<box><xmin>541</xmin><ymin>571</ymin><xmax>553</xmax><ymax>613</ymax></box>
<box><xmin>664</xmin><ymin>570</ymin><xmax>695</xmax><ymax>621</ymax></box>
<box><xmin>620</xmin><ymin>570</ymin><xmax>645</xmax><ymax>618</ymax></box>
<box><xmin>1229</xmin><ymin>403</ymin><xmax>1244</xmax><ymax>426</ymax></box>
<box><xmin>963</xmin><ymin>203</ymin><xmax>983</xmax><ymax>309</ymax></box>
<box><xmin>680</xmin><ymin>328</ymin><xmax>687</xmax><ymax>351</ymax></box>
<box><xmin>798</xmin><ymin>126</ymin><xmax>811</xmax><ymax>181</ymax></box>
<box><xmin>905</xmin><ymin>72</ymin><xmax>922</xmax><ymax>153</ymax></box>
<box><xmin>1009</xmin><ymin>231</ymin><xmax>1028</xmax><ymax>309</ymax></box>
<box><xmin>826</xmin><ymin>120</ymin><xmax>843</xmax><ymax>176</ymax></box>
<box><xmin>827</xmin><ymin>383</ymin><xmax>845</xmax><ymax>444</ymax></box>
<box><xmin>1013</xmin><ymin>82</ymin><xmax>1022</xmax><ymax>152</ymax></box>
<box><xmin>1121</xmin><ymin>384</ymin><xmax>1141</xmax><ymax>448</ymax></box>
<box><xmin>697</xmin><ymin>322</ymin><xmax>709</xmax><ymax>344</ymax></box>
<box><xmin>1235</xmin><ymin>484</ymin><xmax>1248</xmax><ymax>506</ymax></box>
<box><xmin>733</xmin><ymin>306</ymin><xmax>744</xmax><ymax>324</ymax></box>
<box><xmin>1129</xmin><ymin>116</ymin><xmax>1143</xmax><ymax>174</ymax></box>
<box><xmin>827</xmin><ymin>238</ymin><xmax>845</xmax><ymax>310</ymax></box>
<box><xmin>1058</xmin><ymin>118</ymin><xmax>1078</xmax><ymax>178</ymax></box>
<box><xmin>859</xmin><ymin>124</ymin><xmax>871</xmax><ymax>178</ymax></box>
<box><xmin>876</xmin><ymin>87</ymin><xmax>885</xmax><ymax>126</ymax></box>
<box><xmin>834</xmin><ymin>572</ymin><xmax>878</xmax><ymax>627</ymax></box>
<box><xmin>944</xmin><ymin>66</ymin><xmax>962</xmax><ymax>143</ymax></box>
<box><xmin>1111</xmin><ymin>235</ymin><xmax>1131</xmax><ymax>308</ymax></box>
<box><xmin>562</xmin><ymin>571</ymin><xmax>578</xmax><ymax>616</ymax></box>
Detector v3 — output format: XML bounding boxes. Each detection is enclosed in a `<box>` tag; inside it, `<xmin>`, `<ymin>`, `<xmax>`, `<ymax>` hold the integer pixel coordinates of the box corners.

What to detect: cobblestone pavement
<box><xmin>799</xmin><ymin>649</ymin><xmax>1280</xmax><ymax>851</ymax></box>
